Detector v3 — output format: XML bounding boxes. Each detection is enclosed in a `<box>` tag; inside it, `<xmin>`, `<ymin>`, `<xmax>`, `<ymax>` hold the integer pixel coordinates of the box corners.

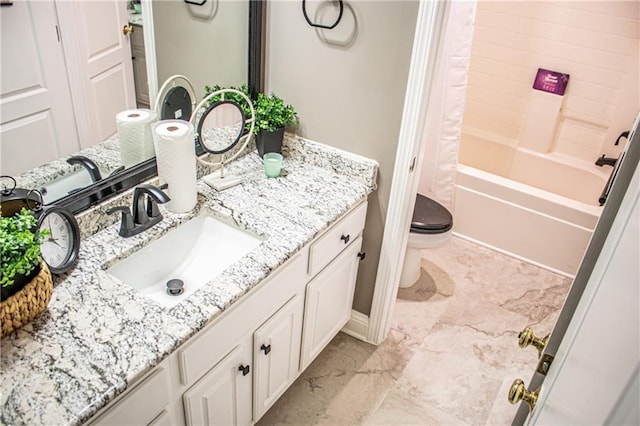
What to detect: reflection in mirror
<box><xmin>155</xmin><ymin>75</ymin><xmax>197</xmax><ymax>121</ymax></box>
<box><xmin>197</xmin><ymin>101</ymin><xmax>245</xmax><ymax>154</ymax></box>
<box><xmin>1</xmin><ymin>0</ymin><xmax>255</xmax><ymax>210</ymax></box>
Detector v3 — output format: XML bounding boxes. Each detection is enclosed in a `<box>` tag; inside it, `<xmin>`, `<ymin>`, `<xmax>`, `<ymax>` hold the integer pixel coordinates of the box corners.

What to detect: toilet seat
<box><xmin>410</xmin><ymin>194</ymin><xmax>453</xmax><ymax>234</ymax></box>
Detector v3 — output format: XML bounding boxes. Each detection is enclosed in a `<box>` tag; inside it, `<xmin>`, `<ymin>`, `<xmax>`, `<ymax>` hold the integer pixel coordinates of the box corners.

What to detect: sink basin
<box><xmin>107</xmin><ymin>215</ymin><xmax>263</xmax><ymax>308</ymax></box>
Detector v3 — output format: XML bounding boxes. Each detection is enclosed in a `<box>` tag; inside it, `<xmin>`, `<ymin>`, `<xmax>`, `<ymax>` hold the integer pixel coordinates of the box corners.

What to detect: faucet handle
<box><xmin>147</xmin><ymin>183</ymin><xmax>169</xmax><ymax>218</ymax></box>
<box><xmin>107</xmin><ymin>206</ymin><xmax>135</xmax><ymax>237</ymax></box>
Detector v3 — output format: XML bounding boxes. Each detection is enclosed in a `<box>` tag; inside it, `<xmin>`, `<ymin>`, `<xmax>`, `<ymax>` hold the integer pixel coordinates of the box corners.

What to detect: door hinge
<box><xmin>409</xmin><ymin>156</ymin><xmax>416</xmax><ymax>172</ymax></box>
<box><xmin>537</xmin><ymin>353</ymin><xmax>554</xmax><ymax>375</ymax></box>
<box><xmin>55</xmin><ymin>25</ymin><xmax>61</xmax><ymax>42</ymax></box>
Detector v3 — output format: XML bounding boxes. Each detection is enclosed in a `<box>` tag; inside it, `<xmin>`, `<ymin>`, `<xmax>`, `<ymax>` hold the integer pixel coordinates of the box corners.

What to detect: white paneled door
<box><xmin>0</xmin><ymin>0</ymin><xmax>80</xmax><ymax>176</ymax></box>
<box><xmin>55</xmin><ymin>0</ymin><xmax>136</xmax><ymax>147</ymax></box>
<box><xmin>529</xmin><ymin>159</ymin><xmax>639</xmax><ymax>425</ymax></box>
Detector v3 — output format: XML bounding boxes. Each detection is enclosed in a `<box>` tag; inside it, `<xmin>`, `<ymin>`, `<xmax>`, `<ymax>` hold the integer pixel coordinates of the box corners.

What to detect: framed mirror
<box><xmin>0</xmin><ymin>0</ymin><xmax>264</xmax><ymax>214</ymax></box>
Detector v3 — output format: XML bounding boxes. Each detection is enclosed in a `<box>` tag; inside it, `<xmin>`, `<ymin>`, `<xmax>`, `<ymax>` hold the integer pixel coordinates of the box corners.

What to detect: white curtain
<box><xmin>417</xmin><ymin>0</ymin><xmax>477</xmax><ymax>210</ymax></box>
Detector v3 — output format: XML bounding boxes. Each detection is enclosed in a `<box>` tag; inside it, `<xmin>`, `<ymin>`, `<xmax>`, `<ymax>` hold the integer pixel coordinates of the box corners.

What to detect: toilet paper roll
<box><xmin>116</xmin><ymin>109</ymin><xmax>158</xmax><ymax>167</ymax></box>
<box><xmin>152</xmin><ymin>120</ymin><xmax>197</xmax><ymax>213</ymax></box>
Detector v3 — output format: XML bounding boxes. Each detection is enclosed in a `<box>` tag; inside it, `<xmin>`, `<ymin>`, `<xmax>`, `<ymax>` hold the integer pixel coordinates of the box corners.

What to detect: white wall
<box><xmin>266</xmin><ymin>1</ymin><xmax>419</xmax><ymax>315</ymax></box>
<box><xmin>461</xmin><ymin>1</ymin><xmax>640</xmax><ymax>164</ymax></box>
<box><xmin>153</xmin><ymin>0</ymin><xmax>248</xmax><ymax>100</ymax></box>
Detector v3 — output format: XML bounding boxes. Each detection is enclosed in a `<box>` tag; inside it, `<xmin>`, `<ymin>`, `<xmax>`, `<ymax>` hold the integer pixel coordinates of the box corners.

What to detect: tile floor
<box><xmin>258</xmin><ymin>236</ymin><xmax>572</xmax><ymax>425</ymax></box>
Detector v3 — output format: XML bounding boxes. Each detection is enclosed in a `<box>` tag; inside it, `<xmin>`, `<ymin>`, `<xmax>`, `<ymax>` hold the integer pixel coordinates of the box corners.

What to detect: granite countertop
<box><xmin>0</xmin><ymin>136</ymin><xmax>378</xmax><ymax>425</ymax></box>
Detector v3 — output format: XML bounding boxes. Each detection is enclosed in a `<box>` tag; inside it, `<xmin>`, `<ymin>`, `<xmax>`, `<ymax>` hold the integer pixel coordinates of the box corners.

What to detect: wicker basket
<box><xmin>1</xmin><ymin>262</ymin><xmax>53</xmax><ymax>337</ymax></box>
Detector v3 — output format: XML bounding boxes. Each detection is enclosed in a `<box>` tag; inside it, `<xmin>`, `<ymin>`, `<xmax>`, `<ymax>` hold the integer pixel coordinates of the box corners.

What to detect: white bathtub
<box><xmin>454</xmin><ymin>147</ymin><xmax>608</xmax><ymax>276</ymax></box>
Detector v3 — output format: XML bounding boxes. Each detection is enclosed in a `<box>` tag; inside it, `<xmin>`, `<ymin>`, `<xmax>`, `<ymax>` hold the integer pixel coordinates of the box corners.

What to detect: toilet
<box><xmin>399</xmin><ymin>193</ymin><xmax>453</xmax><ymax>288</ymax></box>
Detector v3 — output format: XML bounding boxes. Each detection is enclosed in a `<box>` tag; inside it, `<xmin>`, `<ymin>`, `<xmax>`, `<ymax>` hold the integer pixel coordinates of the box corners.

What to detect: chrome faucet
<box><xmin>107</xmin><ymin>184</ymin><xmax>170</xmax><ymax>237</ymax></box>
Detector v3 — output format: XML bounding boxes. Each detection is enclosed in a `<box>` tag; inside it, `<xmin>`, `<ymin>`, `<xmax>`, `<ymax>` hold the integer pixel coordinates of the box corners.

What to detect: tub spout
<box><xmin>595</xmin><ymin>155</ymin><xmax>617</xmax><ymax>167</ymax></box>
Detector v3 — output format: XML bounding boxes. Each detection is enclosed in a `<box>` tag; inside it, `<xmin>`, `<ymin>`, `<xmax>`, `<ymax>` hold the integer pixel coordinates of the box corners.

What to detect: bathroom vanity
<box><xmin>0</xmin><ymin>136</ymin><xmax>378</xmax><ymax>425</ymax></box>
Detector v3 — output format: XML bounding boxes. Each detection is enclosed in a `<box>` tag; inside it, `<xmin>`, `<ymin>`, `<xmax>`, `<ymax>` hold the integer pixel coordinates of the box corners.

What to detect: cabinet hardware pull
<box><xmin>260</xmin><ymin>344</ymin><xmax>271</xmax><ymax>355</ymax></box>
<box><xmin>357</xmin><ymin>252</ymin><xmax>366</xmax><ymax>260</ymax></box>
<box><xmin>238</xmin><ymin>364</ymin><xmax>250</xmax><ymax>376</ymax></box>
<box><xmin>340</xmin><ymin>234</ymin><xmax>350</xmax><ymax>244</ymax></box>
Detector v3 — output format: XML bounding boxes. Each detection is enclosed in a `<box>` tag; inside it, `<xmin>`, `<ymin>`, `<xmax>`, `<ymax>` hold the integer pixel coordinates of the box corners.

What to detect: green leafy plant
<box><xmin>204</xmin><ymin>84</ymin><xmax>253</xmax><ymax>118</ymax></box>
<box><xmin>0</xmin><ymin>208</ymin><xmax>48</xmax><ymax>288</ymax></box>
<box><xmin>253</xmin><ymin>92</ymin><xmax>296</xmax><ymax>135</ymax></box>
<box><xmin>204</xmin><ymin>85</ymin><xmax>297</xmax><ymax>135</ymax></box>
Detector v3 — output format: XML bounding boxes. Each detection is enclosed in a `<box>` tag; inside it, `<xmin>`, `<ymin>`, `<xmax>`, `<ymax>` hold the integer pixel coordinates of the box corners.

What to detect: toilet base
<box><xmin>399</xmin><ymin>247</ymin><xmax>422</xmax><ymax>288</ymax></box>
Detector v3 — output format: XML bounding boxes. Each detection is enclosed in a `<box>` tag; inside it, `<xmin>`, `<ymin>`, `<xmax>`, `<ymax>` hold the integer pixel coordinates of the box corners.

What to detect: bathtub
<box><xmin>454</xmin><ymin>146</ymin><xmax>608</xmax><ymax>276</ymax></box>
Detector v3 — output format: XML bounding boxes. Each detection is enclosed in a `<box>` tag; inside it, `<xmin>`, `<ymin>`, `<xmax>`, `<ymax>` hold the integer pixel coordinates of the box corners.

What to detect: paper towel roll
<box><xmin>116</xmin><ymin>109</ymin><xmax>158</xmax><ymax>167</ymax></box>
<box><xmin>152</xmin><ymin>120</ymin><xmax>197</xmax><ymax>213</ymax></box>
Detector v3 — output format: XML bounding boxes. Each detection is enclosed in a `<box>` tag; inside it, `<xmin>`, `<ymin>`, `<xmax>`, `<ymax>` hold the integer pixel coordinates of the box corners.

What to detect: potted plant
<box><xmin>0</xmin><ymin>207</ymin><xmax>54</xmax><ymax>337</ymax></box>
<box><xmin>204</xmin><ymin>85</ymin><xmax>297</xmax><ymax>157</ymax></box>
<box><xmin>253</xmin><ymin>92</ymin><xmax>296</xmax><ymax>158</ymax></box>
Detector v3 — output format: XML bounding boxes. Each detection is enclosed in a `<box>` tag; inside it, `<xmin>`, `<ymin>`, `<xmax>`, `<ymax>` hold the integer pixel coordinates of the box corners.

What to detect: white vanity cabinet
<box><xmin>253</xmin><ymin>294</ymin><xmax>304</xmax><ymax>419</ymax></box>
<box><xmin>89</xmin><ymin>201</ymin><xmax>368</xmax><ymax>426</ymax></box>
<box><xmin>301</xmin><ymin>237</ymin><xmax>363</xmax><ymax>370</ymax></box>
<box><xmin>183</xmin><ymin>341</ymin><xmax>253</xmax><ymax>426</ymax></box>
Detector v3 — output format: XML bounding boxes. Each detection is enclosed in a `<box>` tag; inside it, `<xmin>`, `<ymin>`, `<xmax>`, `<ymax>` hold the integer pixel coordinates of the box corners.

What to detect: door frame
<box><xmin>366</xmin><ymin>0</ymin><xmax>448</xmax><ymax>345</ymax></box>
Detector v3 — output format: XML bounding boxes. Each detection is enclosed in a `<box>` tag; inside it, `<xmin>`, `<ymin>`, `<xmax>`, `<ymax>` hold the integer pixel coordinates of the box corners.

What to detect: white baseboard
<box><xmin>341</xmin><ymin>310</ymin><xmax>370</xmax><ymax>342</ymax></box>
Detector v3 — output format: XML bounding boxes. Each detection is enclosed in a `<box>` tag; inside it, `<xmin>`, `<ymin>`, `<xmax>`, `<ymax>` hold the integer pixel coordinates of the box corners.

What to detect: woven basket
<box><xmin>1</xmin><ymin>262</ymin><xmax>53</xmax><ymax>338</ymax></box>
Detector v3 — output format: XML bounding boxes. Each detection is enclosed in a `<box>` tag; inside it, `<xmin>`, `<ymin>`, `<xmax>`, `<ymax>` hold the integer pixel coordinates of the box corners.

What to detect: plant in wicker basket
<box><xmin>0</xmin><ymin>208</ymin><xmax>53</xmax><ymax>337</ymax></box>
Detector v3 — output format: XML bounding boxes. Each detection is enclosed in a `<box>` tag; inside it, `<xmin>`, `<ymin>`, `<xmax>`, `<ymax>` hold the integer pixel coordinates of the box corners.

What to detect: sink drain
<box><xmin>166</xmin><ymin>279</ymin><xmax>185</xmax><ymax>296</ymax></box>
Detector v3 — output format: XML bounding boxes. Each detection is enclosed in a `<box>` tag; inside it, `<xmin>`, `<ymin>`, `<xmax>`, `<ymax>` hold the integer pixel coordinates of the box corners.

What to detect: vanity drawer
<box><xmin>308</xmin><ymin>201</ymin><xmax>367</xmax><ymax>277</ymax></box>
<box><xmin>91</xmin><ymin>366</ymin><xmax>170</xmax><ymax>425</ymax></box>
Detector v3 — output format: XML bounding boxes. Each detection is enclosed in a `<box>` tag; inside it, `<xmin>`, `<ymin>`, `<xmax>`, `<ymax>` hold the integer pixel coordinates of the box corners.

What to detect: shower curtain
<box><xmin>417</xmin><ymin>0</ymin><xmax>477</xmax><ymax>210</ymax></box>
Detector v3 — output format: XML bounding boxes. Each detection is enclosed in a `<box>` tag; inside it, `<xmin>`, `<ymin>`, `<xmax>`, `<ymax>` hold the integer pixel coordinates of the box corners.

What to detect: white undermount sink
<box><xmin>107</xmin><ymin>215</ymin><xmax>263</xmax><ymax>308</ymax></box>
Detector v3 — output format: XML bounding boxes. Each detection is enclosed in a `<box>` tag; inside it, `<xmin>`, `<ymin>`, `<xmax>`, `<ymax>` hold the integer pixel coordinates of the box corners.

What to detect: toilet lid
<box><xmin>410</xmin><ymin>194</ymin><xmax>453</xmax><ymax>234</ymax></box>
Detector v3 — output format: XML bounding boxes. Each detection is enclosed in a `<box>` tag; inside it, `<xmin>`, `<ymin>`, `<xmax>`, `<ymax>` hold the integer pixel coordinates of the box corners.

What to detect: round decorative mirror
<box><xmin>197</xmin><ymin>100</ymin><xmax>246</xmax><ymax>154</ymax></box>
<box><xmin>190</xmin><ymin>89</ymin><xmax>255</xmax><ymax>191</ymax></box>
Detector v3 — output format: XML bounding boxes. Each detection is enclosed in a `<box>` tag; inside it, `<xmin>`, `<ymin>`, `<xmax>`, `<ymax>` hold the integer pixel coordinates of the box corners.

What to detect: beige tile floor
<box><xmin>258</xmin><ymin>237</ymin><xmax>572</xmax><ymax>425</ymax></box>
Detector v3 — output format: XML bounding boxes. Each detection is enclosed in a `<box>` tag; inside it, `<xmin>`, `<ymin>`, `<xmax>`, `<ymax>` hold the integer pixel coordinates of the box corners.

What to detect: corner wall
<box><xmin>265</xmin><ymin>1</ymin><xmax>419</xmax><ymax>315</ymax></box>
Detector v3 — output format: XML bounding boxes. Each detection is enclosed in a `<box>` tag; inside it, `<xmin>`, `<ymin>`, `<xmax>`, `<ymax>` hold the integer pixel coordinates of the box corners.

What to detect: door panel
<box><xmin>0</xmin><ymin>0</ymin><xmax>80</xmax><ymax>175</ymax></box>
<box><xmin>254</xmin><ymin>294</ymin><xmax>304</xmax><ymax>420</ymax></box>
<box><xmin>531</xmin><ymin>163</ymin><xmax>639</xmax><ymax>424</ymax></box>
<box><xmin>56</xmin><ymin>0</ymin><xmax>135</xmax><ymax>147</ymax></box>
<box><xmin>183</xmin><ymin>343</ymin><xmax>252</xmax><ymax>426</ymax></box>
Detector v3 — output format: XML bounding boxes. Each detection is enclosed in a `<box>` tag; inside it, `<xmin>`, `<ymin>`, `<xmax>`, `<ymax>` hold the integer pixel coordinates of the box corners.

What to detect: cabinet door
<box><xmin>301</xmin><ymin>237</ymin><xmax>362</xmax><ymax>370</ymax></box>
<box><xmin>183</xmin><ymin>342</ymin><xmax>252</xmax><ymax>426</ymax></box>
<box><xmin>253</xmin><ymin>294</ymin><xmax>304</xmax><ymax>420</ymax></box>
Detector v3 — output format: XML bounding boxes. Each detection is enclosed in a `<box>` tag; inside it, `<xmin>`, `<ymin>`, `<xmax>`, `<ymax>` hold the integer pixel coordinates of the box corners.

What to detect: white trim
<box><xmin>141</xmin><ymin>0</ymin><xmax>158</xmax><ymax>106</ymax></box>
<box><xmin>367</xmin><ymin>0</ymin><xmax>449</xmax><ymax>345</ymax></box>
<box><xmin>341</xmin><ymin>310</ymin><xmax>370</xmax><ymax>342</ymax></box>
<box><xmin>54</xmin><ymin>0</ymin><xmax>92</xmax><ymax>146</ymax></box>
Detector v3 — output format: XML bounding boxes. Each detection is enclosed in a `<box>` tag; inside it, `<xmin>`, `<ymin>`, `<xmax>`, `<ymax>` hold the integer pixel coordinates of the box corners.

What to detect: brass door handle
<box><xmin>123</xmin><ymin>24</ymin><xmax>134</xmax><ymax>35</ymax></box>
<box><xmin>508</xmin><ymin>378</ymin><xmax>538</xmax><ymax>412</ymax></box>
<box><xmin>518</xmin><ymin>326</ymin><xmax>549</xmax><ymax>358</ymax></box>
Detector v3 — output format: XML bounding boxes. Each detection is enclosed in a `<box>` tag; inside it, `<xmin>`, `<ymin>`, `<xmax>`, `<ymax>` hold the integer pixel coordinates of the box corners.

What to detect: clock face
<box><xmin>37</xmin><ymin>207</ymin><xmax>80</xmax><ymax>274</ymax></box>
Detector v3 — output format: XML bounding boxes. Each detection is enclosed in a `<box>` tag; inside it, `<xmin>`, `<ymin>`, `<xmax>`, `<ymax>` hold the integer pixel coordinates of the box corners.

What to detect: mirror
<box><xmin>198</xmin><ymin>101</ymin><xmax>246</xmax><ymax>153</ymax></box>
<box><xmin>1</xmin><ymin>0</ymin><xmax>263</xmax><ymax>213</ymax></box>
<box><xmin>192</xmin><ymin>88</ymin><xmax>255</xmax><ymax>191</ymax></box>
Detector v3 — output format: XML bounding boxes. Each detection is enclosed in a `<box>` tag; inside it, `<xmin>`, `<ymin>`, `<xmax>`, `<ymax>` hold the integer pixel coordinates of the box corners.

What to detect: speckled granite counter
<box><xmin>0</xmin><ymin>136</ymin><xmax>378</xmax><ymax>425</ymax></box>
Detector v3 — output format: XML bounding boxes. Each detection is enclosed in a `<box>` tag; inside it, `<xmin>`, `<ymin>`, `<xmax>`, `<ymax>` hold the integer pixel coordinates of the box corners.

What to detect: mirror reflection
<box><xmin>1</xmin><ymin>0</ymin><xmax>249</xmax><ymax>206</ymax></box>
<box><xmin>198</xmin><ymin>101</ymin><xmax>245</xmax><ymax>154</ymax></box>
